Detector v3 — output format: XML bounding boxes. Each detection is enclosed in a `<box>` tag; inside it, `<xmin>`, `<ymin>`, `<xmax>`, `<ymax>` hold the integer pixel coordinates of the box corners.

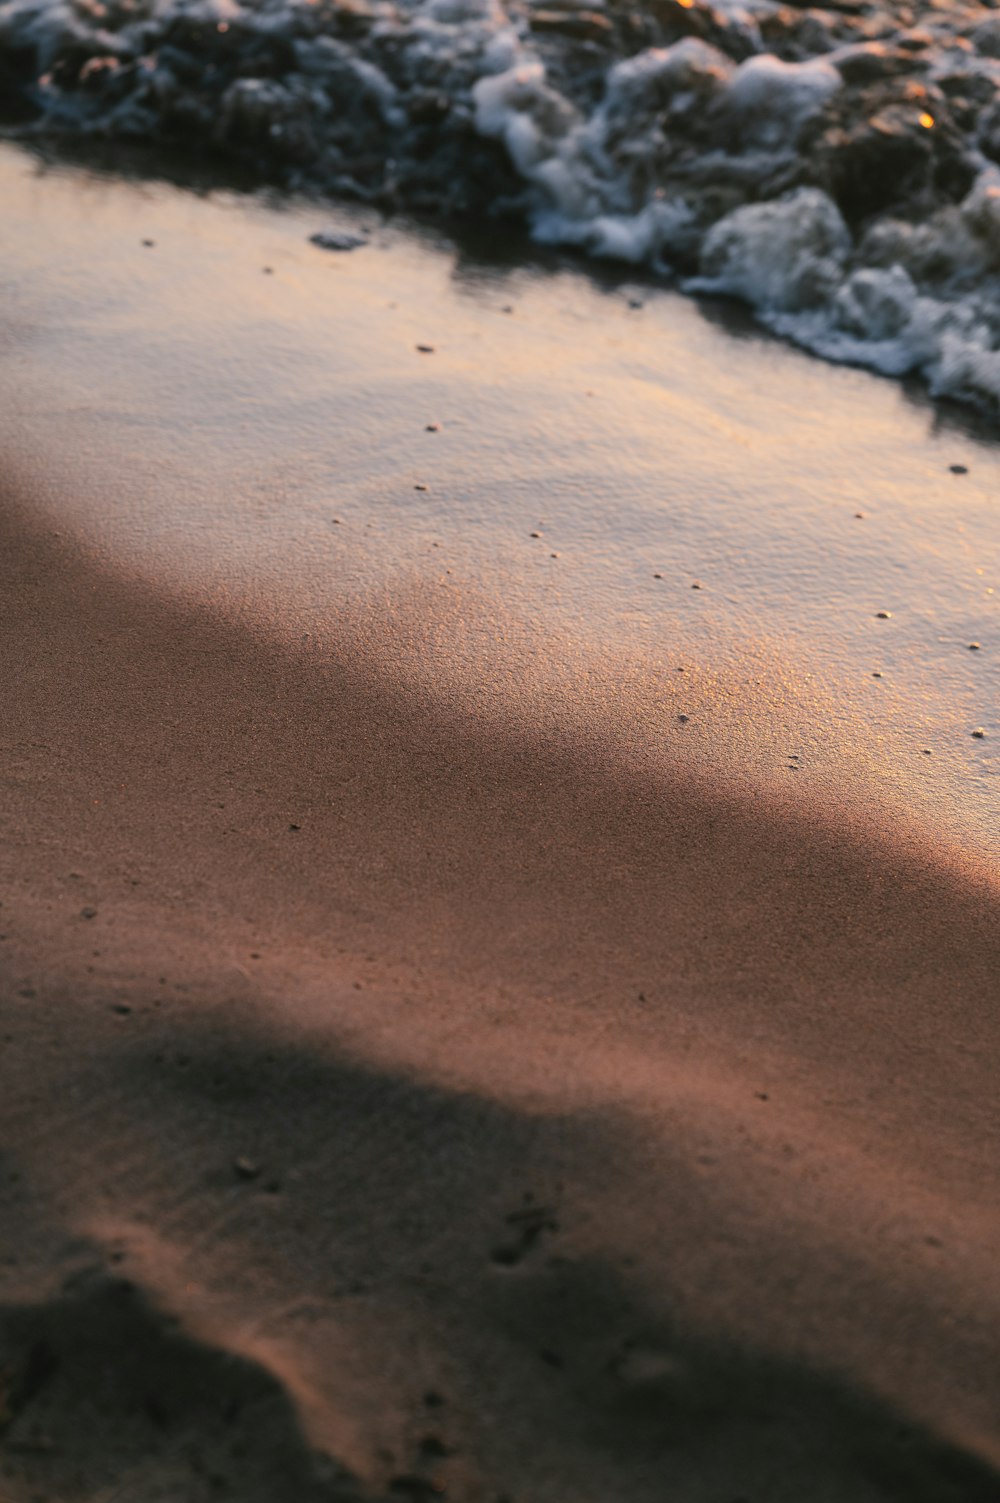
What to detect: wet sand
<box><xmin>1</xmin><ymin>144</ymin><xmax>999</xmax><ymax>1502</ymax></box>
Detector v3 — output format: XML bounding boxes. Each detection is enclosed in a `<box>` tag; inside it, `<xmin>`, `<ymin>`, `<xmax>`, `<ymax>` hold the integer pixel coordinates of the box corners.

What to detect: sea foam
<box><xmin>3</xmin><ymin>0</ymin><xmax>1000</xmax><ymax>410</ymax></box>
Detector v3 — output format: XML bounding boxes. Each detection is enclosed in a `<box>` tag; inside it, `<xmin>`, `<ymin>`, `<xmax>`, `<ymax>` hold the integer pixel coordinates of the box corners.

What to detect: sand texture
<box><xmin>2</xmin><ymin>146</ymin><xmax>1000</xmax><ymax>1503</ymax></box>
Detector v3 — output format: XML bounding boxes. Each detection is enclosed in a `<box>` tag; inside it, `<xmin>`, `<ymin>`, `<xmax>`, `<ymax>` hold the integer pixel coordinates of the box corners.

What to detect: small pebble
<box><xmin>968</xmin><ymin>642</ymin><xmax>981</xmax><ymax>650</ymax></box>
<box><xmin>234</xmin><ymin>1156</ymin><xmax>261</xmax><ymax>1180</ymax></box>
<box><xmin>425</xmin><ymin>423</ymin><xmax>440</xmax><ymax>432</ymax></box>
<box><xmin>288</xmin><ymin>823</ymin><xmax>301</xmax><ymax>832</ymax></box>
<box><xmin>691</xmin><ymin>581</ymin><xmax>702</xmax><ymax>590</ymax></box>
<box><xmin>855</xmin><ymin>512</ymin><xmax>865</xmax><ymax>519</ymax></box>
<box><xmin>141</xmin><ymin>239</ymin><xmax>155</xmax><ymax>248</ymax></box>
<box><xmin>872</xmin><ymin>671</ymin><xmax>882</xmax><ymax>678</ymax></box>
<box><xmin>876</xmin><ymin>610</ymin><xmax>892</xmax><ymax>619</ymax></box>
<box><xmin>414</xmin><ymin>483</ymin><xmax>428</xmax><ymax>492</ymax></box>
<box><xmin>416</xmin><ymin>344</ymin><xmax>435</xmax><ymax>354</ymax></box>
<box><xmin>949</xmin><ymin>464</ymin><xmax>969</xmax><ymax>475</ymax></box>
<box><xmin>628</xmin><ymin>298</ymin><xmax>643</xmax><ymax>310</ymax></box>
<box><xmin>530</xmin><ymin>531</ymin><xmax>542</xmax><ymax>538</ymax></box>
<box><xmin>653</xmin><ymin>573</ymin><xmax>663</xmax><ymax>580</ymax></box>
<box><xmin>550</xmin><ymin>552</ymin><xmax>560</xmax><ymax>559</ymax></box>
<box><xmin>922</xmin><ymin>749</ymin><xmax>932</xmax><ymax>755</ymax></box>
<box><xmin>81</xmin><ymin>907</ymin><xmax>98</xmax><ymax>920</ymax></box>
<box><xmin>262</xmin><ymin>266</ymin><xmax>273</xmax><ymax>275</ymax></box>
<box><xmin>112</xmin><ymin>1004</ymin><xmax>132</xmax><ymax>1016</ymax></box>
<box><xmin>678</xmin><ymin>714</ymin><xmax>690</xmax><ymax>724</ymax></box>
<box><xmin>310</xmin><ymin>230</ymin><xmax>367</xmax><ymax>252</ymax></box>
<box><xmin>972</xmin><ymin>728</ymin><xmax>986</xmax><ymax>738</ymax></box>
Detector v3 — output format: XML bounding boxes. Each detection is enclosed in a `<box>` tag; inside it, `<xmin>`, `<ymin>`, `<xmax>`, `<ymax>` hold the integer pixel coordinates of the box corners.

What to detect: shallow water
<box><xmin>3</xmin><ymin>0</ymin><xmax>1000</xmax><ymax>409</ymax></box>
<box><xmin>2</xmin><ymin>140</ymin><xmax>998</xmax><ymax>853</ymax></box>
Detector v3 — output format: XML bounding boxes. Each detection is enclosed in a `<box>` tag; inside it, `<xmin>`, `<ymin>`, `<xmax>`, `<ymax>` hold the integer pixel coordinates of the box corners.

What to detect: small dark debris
<box><xmin>310</xmin><ymin>230</ymin><xmax>367</xmax><ymax>252</ymax></box>
<box><xmin>876</xmin><ymin>611</ymin><xmax>892</xmax><ymax>619</ymax></box>
<box><xmin>416</xmin><ymin>344</ymin><xmax>435</xmax><ymax>354</ymax></box>
<box><xmin>653</xmin><ymin>572</ymin><xmax>662</xmax><ymax>579</ymax></box>
<box><xmin>288</xmin><ymin>823</ymin><xmax>301</xmax><ymax>832</ymax></box>
<box><xmin>233</xmin><ymin>1156</ymin><xmax>261</xmax><ymax>1180</ymax></box>
<box><xmin>530</xmin><ymin>531</ymin><xmax>542</xmax><ymax>538</ymax></box>
<box><xmin>628</xmin><ymin>298</ymin><xmax>643</xmax><ymax>309</ymax></box>
<box><xmin>949</xmin><ymin>464</ymin><xmax>969</xmax><ymax>475</ymax></box>
<box><xmin>112</xmin><ymin>1004</ymin><xmax>132</xmax><ymax>1016</ymax></box>
<box><xmin>968</xmin><ymin>642</ymin><xmax>981</xmax><ymax>650</ymax></box>
<box><xmin>691</xmin><ymin>580</ymin><xmax>703</xmax><ymax>589</ymax></box>
<box><xmin>419</xmin><ymin>1435</ymin><xmax>451</xmax><ymax>1458</ymax></box>
<box><xmin>141</xmin><ymin>239</ymin><xmax>155</xmax><ymax>248</ymax></box>
<box><xmin>425</xmin><ymin>424</ymin><xmax>440</xmax><ymax>432</ymax></box>
<box><xmin>755</xmin><ymin>1092</ymin><xmax>769</xmax><ymax>1101</ymax></box>
<box><xmin>389</xmin><ymin>1475</ymin><xmax>439</xmax><ymax>1499</ymax></box>
<box><xmin>81</xmin><ymin>907</ymin><xmax>98</xmax><ymax>919</ymax></box>
<box><xmin>262</xmin><ymin>266</ymin><xmax>273</xmax><ymax>274</ymax></box>
<box><xmin>855</xmin><ymin>512</ymin><xmax>865</xmax><ymax>519</ymax></box>
<box><xmin>678</xmin><ymin>714</ymin><xmax>690</xmax><ymax>724</ymax></box>
<box><xmin>415</xmin><ymin>483</ymin><xmax>428</xmax><ymax>492</ymax></box>
<box><xmin>872</xmin><ymin>671</ymin><xmax>883</xmax><ymax>678</ymax></box>
<box><xmin>972</xmin><ymin>728</ymin><xmax>986</xmax><ymax>738</ymax></box>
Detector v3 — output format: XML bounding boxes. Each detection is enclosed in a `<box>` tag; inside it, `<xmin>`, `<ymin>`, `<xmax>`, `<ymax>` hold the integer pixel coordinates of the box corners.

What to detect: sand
<box><xmin>1</xmin><ymin>143</ymin><xmax>999</xmax><ymax>1503</ymax></box>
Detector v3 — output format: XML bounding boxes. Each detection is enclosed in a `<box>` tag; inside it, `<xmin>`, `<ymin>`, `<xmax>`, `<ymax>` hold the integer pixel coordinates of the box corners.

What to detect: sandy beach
<box><xmin>2</xmin><ymin>142</ymin><xmax>1000</xmax><ymax>1501</ymax></box>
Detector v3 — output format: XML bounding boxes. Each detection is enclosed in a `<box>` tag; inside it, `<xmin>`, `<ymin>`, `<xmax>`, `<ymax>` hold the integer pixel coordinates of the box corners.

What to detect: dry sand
<box><xmin>1</xmin><ymin>144</ymin><xmax>999</xmax><ymax>1503</ymax></box>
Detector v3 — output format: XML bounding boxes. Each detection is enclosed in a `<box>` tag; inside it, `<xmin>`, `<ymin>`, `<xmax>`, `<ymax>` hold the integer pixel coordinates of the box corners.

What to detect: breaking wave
<box><xmin>3</xmin><ymin>0</ymin><xmax>1000</xmax><ymax>410</ymax></box>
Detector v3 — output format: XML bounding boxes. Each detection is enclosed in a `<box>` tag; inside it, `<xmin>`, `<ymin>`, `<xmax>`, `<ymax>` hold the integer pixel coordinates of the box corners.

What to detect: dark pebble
<box><xmin>876</xmin><ymin>611</ymin><xmax>892</xmax><ymax>619</ymax></box>
<box><xmin>81</xmin><ymin>907</ymin><xmax>98</xmax><ymax>919</ymax></box>
<box><xmin>416</xmin><ymin>344</ymin><xmax>435</xmax><ymax>354</ymax></box>
<box><xmin>233</xmin><ymin>1156</ymin><xmax>260</xmax><ymax>1180</ymax></box>
<box><xmin>949</xmin><ymin>464</ymin><xmax>969</xmax><ymax>474</ymax></box>
<box><xmin>310</xmin><ymin>230</ymin><xmax>367</xmax><ymax>252</ymax></box>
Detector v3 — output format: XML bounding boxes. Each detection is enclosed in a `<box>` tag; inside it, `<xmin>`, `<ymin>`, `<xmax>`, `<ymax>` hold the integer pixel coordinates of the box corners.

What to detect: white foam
<box><xmin>4</xmin><ymin>0</ymin><xmax>1000</xmax><ymax>411</ymax></box>
<box><xmin>722</xmin><ymin>54</ymin><xmax>841</xmax><ymax>150</ymax></box>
